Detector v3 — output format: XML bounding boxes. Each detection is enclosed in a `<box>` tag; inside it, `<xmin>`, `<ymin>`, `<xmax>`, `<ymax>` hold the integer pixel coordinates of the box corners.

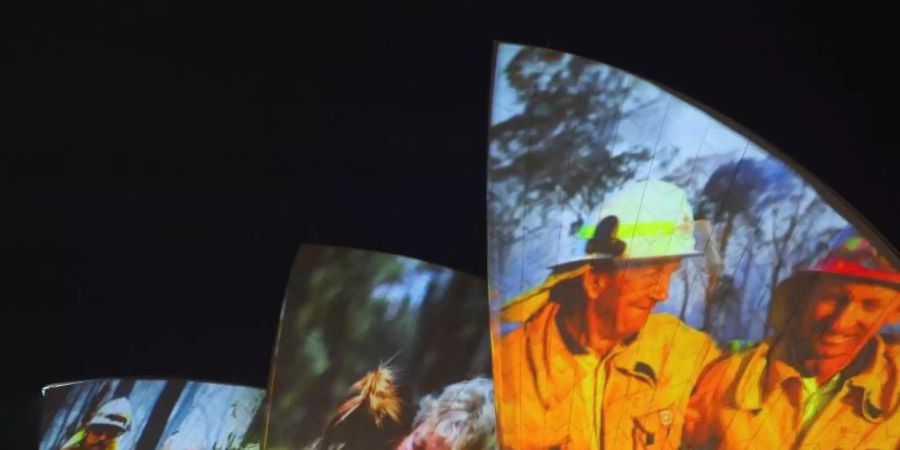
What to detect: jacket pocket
<box><xmin>632</xmin><ymin>406</ymin><xmax>676</xmax><ymax>449</ymax></box>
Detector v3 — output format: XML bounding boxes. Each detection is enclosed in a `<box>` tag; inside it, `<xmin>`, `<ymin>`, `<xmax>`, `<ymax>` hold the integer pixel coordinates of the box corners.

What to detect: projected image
<box><xmin>488</xmin><ymin>43</ymin><xmax>900</xmax><ymax>449</ymax></box>
<box><xmin>265</xmin><ymin>245</ymin><xmax>496</xmax><ymax>450</ymax></box>
<box><xmin>39</xmin><ymin>378</ymin><xmax>265</xmax><ymax>450</ymax></box>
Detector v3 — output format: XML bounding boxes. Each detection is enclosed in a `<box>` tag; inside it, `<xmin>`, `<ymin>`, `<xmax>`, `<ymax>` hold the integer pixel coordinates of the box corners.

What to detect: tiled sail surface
<box><xmin>264</xmin><ymin>245</ymin><xmax>494</xmax><ymax>450</ymax></box>
<box><xmin>39</xmin><ymin>378</ymin><xmax>265</xmax><ymax>450</ymax></box>
<box><xmin>487</xmin><ymin>43</ymin><xmax>899</xmax><ymax>450</ymax></box>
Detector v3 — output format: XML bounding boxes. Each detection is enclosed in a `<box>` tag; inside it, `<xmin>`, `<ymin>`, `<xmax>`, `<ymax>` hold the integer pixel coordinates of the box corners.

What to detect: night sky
<box><xmin>3</xmin><ymin>2</ymin><xmax>899</xmax><ymax>448</ymax></box>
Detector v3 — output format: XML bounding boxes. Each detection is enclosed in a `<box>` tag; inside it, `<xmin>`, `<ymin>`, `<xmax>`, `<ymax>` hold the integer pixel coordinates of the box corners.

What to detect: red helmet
<box><xmin>800</xmin><ymin>227</ymin><xmax>900</xmax><ymax>285</ymax></box>
<box><xmin>768</xmin><ymin>227</ymin><xmax>899</xmax><ymax>333</ymax></box>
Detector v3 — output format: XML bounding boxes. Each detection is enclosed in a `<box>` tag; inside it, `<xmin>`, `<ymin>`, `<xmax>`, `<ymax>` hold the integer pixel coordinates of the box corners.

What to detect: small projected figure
<box><xmin>39</xmin><ymin>379</ymin><xmax>264</xmax><ymax>450</ymax></box>
<box><xmin>60</xmin><ymin>398</ymin><xmax>133</xmax><ymax>450</ymax></box>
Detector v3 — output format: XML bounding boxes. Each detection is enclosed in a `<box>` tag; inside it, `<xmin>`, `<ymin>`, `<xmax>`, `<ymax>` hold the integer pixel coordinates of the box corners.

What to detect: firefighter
<box><xmin>494</xmin><ymin>180</ymin><xmax>721</xmax><ymax>450</ymax></box>
<box><xmin>60</xmin><ymin>398</ymin><xmax>132</xmax><ymax>450</ymax></box>
<box><xmin>683</xmin><ymin>227</ymin><xmax>900</xmax><ymax>449</ymax></box>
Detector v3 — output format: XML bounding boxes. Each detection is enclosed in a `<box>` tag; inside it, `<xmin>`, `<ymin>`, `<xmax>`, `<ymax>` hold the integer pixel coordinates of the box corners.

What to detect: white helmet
<box><xmin>502</xmin><ymin>180</ymin><xmax>710</xmax><ymax>322</ymax></box>
<box><xmin>553</xmin><ymin>179</ymin><xmax>700</xmax><ymax>269</ymax></box>
<box><xmin>87</xmin><ymin>397</ymin><xmax>133</xmax><ymax>433</ymax></box>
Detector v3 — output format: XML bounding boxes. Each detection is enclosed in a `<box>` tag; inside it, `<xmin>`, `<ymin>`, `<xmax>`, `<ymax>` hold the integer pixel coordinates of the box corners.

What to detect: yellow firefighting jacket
<box><xmin>683</xmin><ymin>335</ymin><xmax>900</xmax><ymax>450</ymax></box>
<box><xmin>494</xmin><ymin>302</ymin><xmax>720</xmax><ymax>450</ymax></box>
<box><xmin>60</xmin><ymin>428</ymin><xmax>119</xmax><ymax>450</ymax></box>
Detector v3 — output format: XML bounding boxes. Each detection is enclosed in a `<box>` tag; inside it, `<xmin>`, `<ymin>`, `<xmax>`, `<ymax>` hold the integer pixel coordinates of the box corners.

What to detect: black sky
<box><xmin>3</xmin><ymin>2</ymin><xmax>898</xmax><ymax>447</ymax></box>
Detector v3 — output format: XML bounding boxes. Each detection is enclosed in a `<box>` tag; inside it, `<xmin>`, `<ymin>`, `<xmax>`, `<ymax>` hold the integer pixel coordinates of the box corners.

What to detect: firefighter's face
<box><xmin>84</xmin><ymin>425</ymin><xmax>121</xmax><ymax>450</ymax></box>
<box><xmin>584</xmin><ymin>259</ymin><xmax>681</xmax><ymax>338</ymax></box>
<box><xmin>795</xmin><ymin>277</ymin><xmax>900</xmax><ymax>359</ymax></box>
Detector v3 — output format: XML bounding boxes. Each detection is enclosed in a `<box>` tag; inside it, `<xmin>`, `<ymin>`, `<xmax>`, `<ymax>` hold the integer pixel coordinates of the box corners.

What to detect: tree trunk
<box><xmin>113</xmin><ymin>379</ymin><xmax>135</xmax><ymax>399</ymax></box>
<box><xmin>762</xmin><ymin>206</ymin><xmax>801</xmax><ymax>336</ymax></box>
<box><xmin>702</xmin><ymin>214</ymin><xmax>735</xmax><ymax>332</ymax></box>
<box><xmin>701</xmin><ymin>272</ymin><xmax>720</xmax><ymax>332</ymax></box>
<box><xmin>134</xmin><ymin>380</ymin><xmax>186</xmax><ymax>450</ymax></box>
<box><xmin>738</xmin><ymin>246</ymin><xmax>755</xmax><ymax>338</ymax></box>
<box><xmin>718</xmin><ymin>215</ymin><xmax>734</xmax><ymax>257</ymax></box>
<box><xmin>678</xmin><ymin>269</ymin><xmax>691</xmax><ymax>321</ymax></box>
<box><xmin>763</xmin><ymin>247</ymin><xmax>788</xmax><ymax>336</ymax></box>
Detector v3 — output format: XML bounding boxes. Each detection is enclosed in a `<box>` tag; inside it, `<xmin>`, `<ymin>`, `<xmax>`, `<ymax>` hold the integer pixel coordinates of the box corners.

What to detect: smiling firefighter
<box><xmin>494</xmin><ymin>180</ymin><xmax>721</xmax><ymax>450</ymax></box>
<box><xmin>683</xmin><ymin>227</ymin><xmax>900</xmax><ymax>449</ymax></box>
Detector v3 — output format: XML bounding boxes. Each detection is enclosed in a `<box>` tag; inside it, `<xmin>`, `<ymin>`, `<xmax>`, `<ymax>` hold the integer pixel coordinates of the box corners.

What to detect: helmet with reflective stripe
<box><xmin>87</xmin><ymin>397</ymin><xmax>133</xmax><ymax>432</ymax></box>
<box><xmin>501</xmin><ymin>180</ymin><xmax>702</xmax><ymax>322</ymax></box>
<box><xmin>552</xmin><ymin>179</ymin><xmax>700</xmax><ymax>270</ymax></box>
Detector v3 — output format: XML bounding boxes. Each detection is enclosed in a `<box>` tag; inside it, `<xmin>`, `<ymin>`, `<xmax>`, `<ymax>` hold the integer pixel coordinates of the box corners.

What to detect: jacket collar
<box><xmin>732</xmin><ymin>335</ymin><xmax>898</xmax><ymax>421</ymax></box>
<box><xmin>844</xmin><ymin>337</ymin><xmax>897</xmax><ymax>420</ymax></box>
<box><xmin>525</xmin><ymin>303</ymin><xmax>664</xmax><ymax>407</ymax></box>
